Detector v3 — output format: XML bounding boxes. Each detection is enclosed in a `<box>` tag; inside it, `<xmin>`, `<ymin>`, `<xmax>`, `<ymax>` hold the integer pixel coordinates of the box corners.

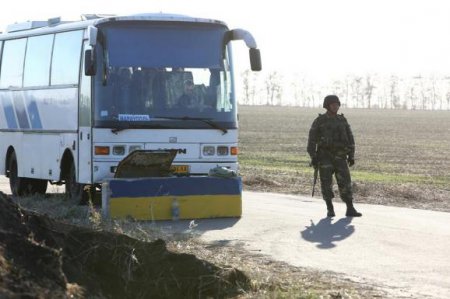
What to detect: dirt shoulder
<box><xmin>242</xmin><ymin>172</ymin><xmax>450</xmax><ymax>213</ymax></box>
<box><xmin>170</xmin><ymin>238</ymin><xmax>388</xmax><ymax>298</ymax></box>
<box><xmin>1</xmin><ymin>190</ymin><xmax>390</xmax><ymax>298</ymax></box>
<box><xmin>0</xmin><ymin>192</ymin><xmax>251</xmax><ymax>298</ymax></box>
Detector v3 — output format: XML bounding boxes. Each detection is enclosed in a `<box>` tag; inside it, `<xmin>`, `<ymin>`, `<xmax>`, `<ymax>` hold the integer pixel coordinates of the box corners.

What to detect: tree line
<box><xmin>240</xmin><ymin>70</ymin><xmax>450</xmax><ymax>110</ymax></box>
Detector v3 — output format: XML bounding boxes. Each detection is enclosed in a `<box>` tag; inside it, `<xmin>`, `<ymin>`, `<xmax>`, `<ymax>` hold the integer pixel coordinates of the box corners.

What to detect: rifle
<box><xmin>310</xmin><ymin>143</ymin><xmax>319</xmax><ymax>197</ymax></box>
<box><xmin>312</xmin><ymin>165</ymin><xmax>318</xmax><ymax>197</ymax></box>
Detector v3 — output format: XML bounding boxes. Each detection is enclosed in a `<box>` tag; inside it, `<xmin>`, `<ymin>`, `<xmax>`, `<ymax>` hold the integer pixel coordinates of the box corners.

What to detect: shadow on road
<box><xmin>300</xmin><ymin>217</ymin><xmax>354</xmax><ymax>249</ymax></box>
<box><xmin>193</xmin><ymin>218</ymin><xmax>241</xmax><ymax>231</ymax></box>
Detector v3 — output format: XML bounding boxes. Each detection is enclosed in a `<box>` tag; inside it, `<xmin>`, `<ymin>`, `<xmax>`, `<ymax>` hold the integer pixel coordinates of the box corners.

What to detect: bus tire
<box><xmin>65</xmin><ymin>162</ymin><xmax>87</xmax><ymax>204</ymax></box>
<box><xmin>8</xmin><ymin>152</ymin><xmax>28</xmax><ymax>196</ymax></box>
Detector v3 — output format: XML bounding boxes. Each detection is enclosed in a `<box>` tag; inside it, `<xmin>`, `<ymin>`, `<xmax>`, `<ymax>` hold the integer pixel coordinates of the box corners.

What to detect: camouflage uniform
<box><xmin>307</xmin><ymin>113</ymin><xmax>354</xmax><ymax>201</ymax></box>
<box><xmin>307</xmin><ymin>95</ymin><xmax>361</xmax><ymax>217</ymax></box>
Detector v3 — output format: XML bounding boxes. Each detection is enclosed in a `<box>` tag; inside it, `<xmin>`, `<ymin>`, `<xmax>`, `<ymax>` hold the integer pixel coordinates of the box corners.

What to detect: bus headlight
<box><xmin>203</xmin><ymin>146</ymin><xmax>215</xmax><ymax>156</ymax></box>
<box><xmin>217</xmin><ymin>146</ymin><xmax>229</xmax><ymax>156</ymax></box>
<box><xmin>112</xmin><ymin>145</ymin><xmax>126</xmax><ymax>155</ymax></box>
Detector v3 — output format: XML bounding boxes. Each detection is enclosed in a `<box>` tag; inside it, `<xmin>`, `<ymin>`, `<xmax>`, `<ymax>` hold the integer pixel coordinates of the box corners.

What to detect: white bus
<box><xmin>0</xmin><ymin>13</ymin><xmax>261</xmax><ymax>200</ymax></box>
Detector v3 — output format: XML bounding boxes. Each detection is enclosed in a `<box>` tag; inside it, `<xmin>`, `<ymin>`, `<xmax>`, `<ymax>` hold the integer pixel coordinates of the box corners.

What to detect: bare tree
<box><xmin>290</xmin><ymin>79</ymin><xmax>301</xmax><ymax>106</ymax></box>
<box><xmin>418</xmin><ymin>77</ymin><xmax>429</xmax><ymax>109</ymax></box>
<box><xmin>445</xmin><ymin>77</ymin><xmax>450</xmax><ymax>110</ymax></box>
<box><xmin>290</xmin><ymin>75</ymin><xmax>303</xmax><ymax>106</ymax></box>
<box><xmin>241</xmin><ymin>70</ymin><xmax>261</xmax><ymax>105</ymax></box>
<box><xmin>350</xmin><ymin>76</ymin><xmax>363</xmax><ymax>108</ymax></box>
<box><xmin>429</xmin><ymin>75</ymin><xmax>438</xmax><ymax>110</ymax></box>
<box><xmin>446</xmin><ymin>91</ymin><xmax>450</xmax><ymax>110</ymax></box>
<box><xmin>405</xmin><ymin>84</ymin><xmax>417</xmax><ymax>110</ymax></box>
<box><xmin>239</xmin><ymin>69</ymin><xmax>450</xmax><ymax>109</ymax></box>
<box><xmin>264</xmin><ymin>71</ymin><xmax>282</xmax><ymax>106</ymax></box>
<box><xmin>389</xmin><ymin>75</ymin><xmax>401</xmax><ymax>109</ymax></box>
<box><xmin>364</xmin><ymin>75</ymin><xmax>376</xmax><ymax>108</ymax></box>
<box><xmin>241</xmin><ymin>70</ymin><xmax>251</xmax><ymax>105</ymax></box>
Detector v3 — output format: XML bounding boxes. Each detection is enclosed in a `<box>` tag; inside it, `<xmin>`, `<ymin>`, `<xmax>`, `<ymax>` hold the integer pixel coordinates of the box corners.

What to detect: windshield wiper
<box><xmin>111</xmin><ymin>125</ymin><xmax>130</xmax><ymax>134</ymax></box>
<box><xmin>153</xmin><ymin>116</ymin><xmax>228</xmax><ymax>135</ymax></box>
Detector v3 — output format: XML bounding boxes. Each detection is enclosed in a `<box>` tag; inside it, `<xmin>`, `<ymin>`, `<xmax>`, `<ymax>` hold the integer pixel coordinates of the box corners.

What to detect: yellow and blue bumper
<box><xmin>102</xmin><ymin>176</ymin><xmax>242</xmax><ymax>220</ymax></box>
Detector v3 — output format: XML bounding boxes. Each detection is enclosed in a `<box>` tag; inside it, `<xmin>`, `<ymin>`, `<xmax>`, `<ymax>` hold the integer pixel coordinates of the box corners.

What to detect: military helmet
<box><xmin>323</xmin><ymin>95</ymin><xmax>341</xmax><ymax>109</ymax></box>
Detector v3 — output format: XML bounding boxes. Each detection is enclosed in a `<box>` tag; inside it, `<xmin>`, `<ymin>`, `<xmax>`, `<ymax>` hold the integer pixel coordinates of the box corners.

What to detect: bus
<box><xmin>0</xmin><ymin>13</ymin><xmax>261</xmax><ymax>200</ymax></box>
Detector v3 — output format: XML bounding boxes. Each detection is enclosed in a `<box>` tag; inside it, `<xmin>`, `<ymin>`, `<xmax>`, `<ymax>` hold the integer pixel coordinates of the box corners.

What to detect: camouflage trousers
<box><xmin>318</xmin><ymin>154</ymin><xmax>353</xmax><ymax>203</ymax></box>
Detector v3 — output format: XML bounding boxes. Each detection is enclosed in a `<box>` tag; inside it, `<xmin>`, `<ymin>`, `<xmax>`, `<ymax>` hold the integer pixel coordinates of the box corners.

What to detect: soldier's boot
<box><xmin>325</xmin><ymin>199</ymin><xmax>335</xmax><ymax>217</ymax></box>
<box><xmin>345</xmin><ymin>201</ymin><xmax>362</xmax><ymax>217</ymax></box>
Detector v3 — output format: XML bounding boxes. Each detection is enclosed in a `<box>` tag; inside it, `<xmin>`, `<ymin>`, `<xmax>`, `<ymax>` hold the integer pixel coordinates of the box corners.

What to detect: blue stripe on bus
<box><xmin>3</xmin><ymin>103</ymin><xmax>18</xmax><ymax>129</ymax></box>
<box><xmin>109</xmin><ymin>176</ymin><xmax>242</xmax><ymax>198</ymax></box>
<box><xmin>13</xmin><ymin>94</ymin><xmax>30</xmax><ymax>129</ymax></box>
<box><xmin>1</xmin><ymin>94</ymin><xmax>18</xmax><ymax>129</ymax></box>
<box><xmin>27</xmin><ymin>100</ymin><xmax>42</xmax><ymax>129</ymax></box>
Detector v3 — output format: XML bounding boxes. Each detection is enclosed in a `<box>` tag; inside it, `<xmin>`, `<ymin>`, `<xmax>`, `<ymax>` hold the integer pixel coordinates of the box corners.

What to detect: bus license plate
<box><xmin>171</xmin><ymin>165</ymin><xmax>190</xmax><ymax>174</ymax></box>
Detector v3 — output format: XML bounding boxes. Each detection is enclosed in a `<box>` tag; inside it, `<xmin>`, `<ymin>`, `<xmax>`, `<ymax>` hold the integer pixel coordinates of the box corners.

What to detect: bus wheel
<box><xmin>8</xmin><ymin>152</ymin><xmax>28</xmax><ymax>196</ymax></box>
<box><xmin>65</xmin><ymin>162</ymin><xmax>87</xmax><ymax>204</ymax></box>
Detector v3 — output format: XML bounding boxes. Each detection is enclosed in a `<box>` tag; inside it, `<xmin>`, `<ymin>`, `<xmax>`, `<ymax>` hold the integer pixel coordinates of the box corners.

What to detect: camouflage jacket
<box><xmin>307</xmin><ymin>113</ymin><xmax>355</xmax><ymax>159</ymax></box>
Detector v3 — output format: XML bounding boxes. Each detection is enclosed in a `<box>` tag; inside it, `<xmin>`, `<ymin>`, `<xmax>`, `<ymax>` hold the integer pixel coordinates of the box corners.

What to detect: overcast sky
<box><xmin>1</xmin><ymin>0</ymin><xmax>450</xmax><ymax>80</ymax></box>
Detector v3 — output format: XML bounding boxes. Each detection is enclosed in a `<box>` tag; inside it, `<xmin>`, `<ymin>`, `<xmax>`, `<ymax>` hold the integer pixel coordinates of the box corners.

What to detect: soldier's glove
<box><xmin>347</xmin><ymin>157</ymin><xmax>355</xmax><ymax>167</ymax></box>
<box><xmin>310</xmin><ymin>156</ymin><xmax>319</xmax><ymax>168</ymax></box>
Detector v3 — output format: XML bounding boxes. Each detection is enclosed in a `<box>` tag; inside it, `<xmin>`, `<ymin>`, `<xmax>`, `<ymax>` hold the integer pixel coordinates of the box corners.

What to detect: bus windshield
<box><xmin>93</xmin><ymin>22</ymin><xmax>236</xmax><ymax>130</ymax></box>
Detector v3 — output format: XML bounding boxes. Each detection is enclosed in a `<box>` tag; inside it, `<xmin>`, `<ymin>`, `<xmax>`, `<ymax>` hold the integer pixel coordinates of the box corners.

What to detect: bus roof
<box><xmin>0</xmin><ymin>13</ymin><xmax>228</xmax><ymax>39</ymax></box>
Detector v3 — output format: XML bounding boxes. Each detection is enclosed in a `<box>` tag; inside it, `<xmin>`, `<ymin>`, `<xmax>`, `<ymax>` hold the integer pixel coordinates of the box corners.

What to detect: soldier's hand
<box><xmin>347</xmin><ymin>157</ymin><xmax>355</xmax><ymax>167</ymax></box>
<box><xmin>310</xmin><ymin>156</ymin><xmax>318</xmax><ymax>168</ymax></box>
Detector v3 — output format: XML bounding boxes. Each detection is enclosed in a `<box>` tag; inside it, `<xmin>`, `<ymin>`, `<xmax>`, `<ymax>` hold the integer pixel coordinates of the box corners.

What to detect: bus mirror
<box><xmin>250</xmin><ymin>48</ymin><xmax>262</xmax><ymax>71</ymax></box>
<box><xmin>84</xmin><ymin>49</ymin><xmax>96</xmax><ymax>76</ymax></box>
<box><xmin>226</xmin><ymin>29</ymin><xmax>262</xmax><ymax>71</ymax></box>
<box><xmin>87</xmin><ymin>26</ymin><xmax>98</xmax><ymax>46</ymax></box>
<box><xmin>228</xmin><ymin>29</ymin><xmax>257</xmax><ymax>48</ymax></box>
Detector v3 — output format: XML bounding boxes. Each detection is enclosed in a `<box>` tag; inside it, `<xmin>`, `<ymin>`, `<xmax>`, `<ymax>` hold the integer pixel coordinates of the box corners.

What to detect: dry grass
<box><xmin>239</xmin><ymin>106</ymin><xmax>450</xmax><ymax>212</ymax></box>
<box><xmin>11</xmin><ymin>193</ymin><xmax>388</xmax><ymax>298</ymax></box>
<box><xmin>168</xmin><ymin>239</ymin><xmax>387</xmax><ymax>299</ymax></box>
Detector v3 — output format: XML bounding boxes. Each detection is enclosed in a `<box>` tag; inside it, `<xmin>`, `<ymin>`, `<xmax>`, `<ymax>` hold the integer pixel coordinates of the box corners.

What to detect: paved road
<box><xmin>1</xmin><ymin>177</ymin><xmax>449</xmax><ymax>298</ymax></box>
<box><xmin>162</xmin><ymin>192</ymin><xmax>450</xmax><ymax>298</ymax></box>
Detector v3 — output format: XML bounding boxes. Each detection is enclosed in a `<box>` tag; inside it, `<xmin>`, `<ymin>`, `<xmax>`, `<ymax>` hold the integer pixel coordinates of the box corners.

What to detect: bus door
<box><xmin>78</xmin><ymin>41</ymin><xmax>93</xmax><ymax>184</ymax></box>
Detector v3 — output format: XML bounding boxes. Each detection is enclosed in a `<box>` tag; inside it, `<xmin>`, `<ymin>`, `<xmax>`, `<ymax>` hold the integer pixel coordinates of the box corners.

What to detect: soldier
<box><xmin>307</xmin><ymin>95</ymin><xmax>362</xmax><ymax>217</ymax></box>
